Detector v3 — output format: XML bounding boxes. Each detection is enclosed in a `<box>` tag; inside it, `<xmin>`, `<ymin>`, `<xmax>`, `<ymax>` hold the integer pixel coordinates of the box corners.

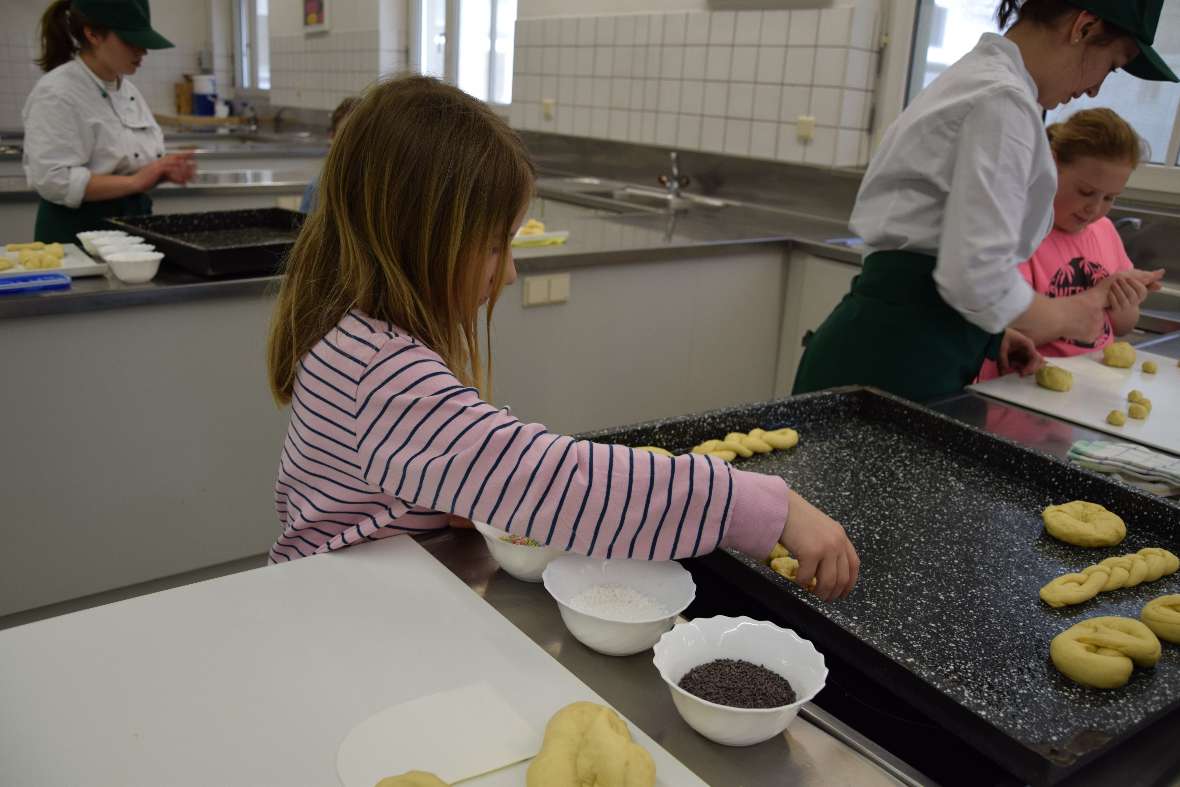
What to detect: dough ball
<box><xmin>634</xmin><ymin>446</ymin><xmax>673</xmax><ymax>458</ymax></box>
<box><xmin>1142</xmin><ymin>360</ymin><xmax>1158</xmax><ymax>374</ymax></box>
<box><xmin>1036</xmin><ymin>365</ymin><xmax>1073</xmax><ymax>392</ymax></box>
<box><xmin>375</xmin><ymin>773</ymin><xmax>449</xmax><ymax>787</ymax></box>
<box><xmin>0</xmin><ymin>257</ymin><xmax>12</xmax><ymax>272</ymax></box>
<box><xmin>527</xmin><ymin>702</ymin><xmax>655</xmax><ymax>787</ymax></box>
<box><xmin>518</xmin><ymin>219</ymin><xmax>546</xmax><ymax>236</ymax></box>
<box><xmin>1129</xmin><ymin>403</ymin><xmax>1149</xmax><ymax>420</ymax></box>
<box><xmin>1050</xmin><ymin>616</ymin><xmax>1161</xmax><ymax>689</ymax></box>
<box><xmin>1102</xmin><ymin>341</ymin><xmax>1136</xmax><ymax>368</ymax></box>
<box><xmin>767</xmin><ymin>543</ymin><xmax>790</xmax><ymax>562</ymax></box>
<box><xmin>1141</xmin><ymin>595</ymin><xmax>1180</xmax><ymax>644</ymax></box>
<box><xmin>1107</xmin><ymin>410</ymin><xmax>1127</xmax><ymax>426</ymax></box>
<box><xmin>771</xmin><ymin>556</ymin><xmax>817</xmax><ymax>590</ymax></box>
<box><xmin>1128</xmin><ymin>390</ymin><xmax>1145</xmax><ymax>403</ymax></box>
<box><xmin>1042</xmin><ymin>501</ymin><xmax>1126</xmax><ymax>547</ymax></box>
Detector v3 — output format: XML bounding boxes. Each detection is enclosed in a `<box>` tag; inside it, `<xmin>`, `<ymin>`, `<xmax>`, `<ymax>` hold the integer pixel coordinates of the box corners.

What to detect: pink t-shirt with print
<box><xmin>978</xmin><ymin>217</ymin><xmax>1133</xmax><ymax>381</ymax></box>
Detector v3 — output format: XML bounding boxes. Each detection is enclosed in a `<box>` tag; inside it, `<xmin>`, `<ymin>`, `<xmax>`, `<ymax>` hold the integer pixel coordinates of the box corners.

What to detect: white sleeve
<box><xmin>22</xmin><ymin>91</ymin><xmax>94</xmax><ymax>208</ymax></box>
<box><xmin>933</xmin><ymin>89</ymin><xmax>1039</xmax><ymax>334</ymax></box>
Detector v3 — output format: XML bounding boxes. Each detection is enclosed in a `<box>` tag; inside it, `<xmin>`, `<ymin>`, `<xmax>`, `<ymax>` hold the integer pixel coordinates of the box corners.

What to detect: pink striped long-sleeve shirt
<box><xmin>270</xmin><ymin>311</ymin><xmax>787</xmax><ymax>564</ymax></box>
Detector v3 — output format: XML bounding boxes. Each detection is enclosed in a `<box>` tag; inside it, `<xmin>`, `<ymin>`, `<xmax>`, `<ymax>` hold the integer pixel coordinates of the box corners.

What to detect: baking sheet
<box><xmin>0</xmin><ymin>242</ymin><xmax>106</xmax><ymax>278</ymax></box>
<box><xmin>579</xmin><ymin>387</ymin><xmax>1180</xmax><ymax>785</ymax></box>
<box><xmin>970</xmin><ymin>349</ymin><xmax>1179</xmax><ymax>456</ymax></box>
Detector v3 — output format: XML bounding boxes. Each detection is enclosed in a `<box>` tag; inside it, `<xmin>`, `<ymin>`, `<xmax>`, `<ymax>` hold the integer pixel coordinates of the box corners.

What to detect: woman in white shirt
<box><xmin>793</xmin><ymin>0</ymin><xmax>1171</xmax><ymax>402</ymax></box>
<box><xmin>24</xmin><ymin>0</ymin><xmax>196</xmax><ymax>243</ymax></box>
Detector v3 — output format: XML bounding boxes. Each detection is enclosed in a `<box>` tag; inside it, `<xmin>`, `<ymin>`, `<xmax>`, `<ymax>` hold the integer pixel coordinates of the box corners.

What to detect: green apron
<box><xmin>792</xmin><ymin>250</ymin><xmax>1003</xmax><ymax>402</ymax></box>
<box><xmin>34</xmin><ymin>193</ymin><xmax>152</xmax><ymax>245</ymax></box>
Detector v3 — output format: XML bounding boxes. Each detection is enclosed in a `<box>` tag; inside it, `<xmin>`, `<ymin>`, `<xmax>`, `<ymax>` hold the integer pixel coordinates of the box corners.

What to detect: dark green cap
<box><xmin>1071</xmin><ymin>0</ymin><xmax>1177</xmax><ymax>82</ymax></box>
<box><xmin>72</xmin><ymin>0</ymin><xmax>174</xmax><ymax>50</ymax></box>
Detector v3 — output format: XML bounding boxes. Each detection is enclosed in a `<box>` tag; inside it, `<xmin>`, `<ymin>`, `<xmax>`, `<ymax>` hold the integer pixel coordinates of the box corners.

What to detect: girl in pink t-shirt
<box><xmin>979</xmin><ymin>109</ymin><xmax>1163</xmax><ymax>381</ymax></box>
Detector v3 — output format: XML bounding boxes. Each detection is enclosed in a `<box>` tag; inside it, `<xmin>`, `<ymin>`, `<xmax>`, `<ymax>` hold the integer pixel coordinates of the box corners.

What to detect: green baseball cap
<box><xmin>1072</xmin><ymin>0</ymin><xmax>1177</xmax><ymax>82</ymax></box>
<box><xmin>72</xmin><ymin>0</ymin><xmax>174</xmax><ymax>50</ymax></box>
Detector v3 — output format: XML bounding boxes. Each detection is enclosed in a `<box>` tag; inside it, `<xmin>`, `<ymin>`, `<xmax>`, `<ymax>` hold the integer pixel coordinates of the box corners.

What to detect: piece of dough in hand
<box><xmin>1103</xmin><ymin>341</ymin><xmax>1136</xmax><ymax>368</ymax></box>
<box><xmin>375</xmin><ymin>772</ymin><xmax>449</xmax><ymax>787</ymax></box>
<box><xmin>1043</xmin><ymin>501</ymin><xmax>1126</xmax><ymax>547</ymax></box>
<box><xmin>1050</xmin><ymin>616</ymin><xmax>1161</xmax><ymax>689</ymax></box>
<box><xmin>1142</xmin><ymin>595</ymin><xmax>1180</xmax><ymax>644</ymax></box>
<box><xmin>1036</xmin><ymin>365</ymin><xmax>1073</xmax><ymax>392</ymax></box>
<box><xmin>527</xmin><ymin>702</ymin><xmax>656</xmax><ymax>787</ymax></box>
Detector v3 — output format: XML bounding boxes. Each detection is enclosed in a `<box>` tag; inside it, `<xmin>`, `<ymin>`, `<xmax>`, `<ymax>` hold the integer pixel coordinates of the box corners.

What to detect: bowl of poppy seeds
<box><xmin>653</xmin><ymin>616</ymin><xmax>827</xmax><ymax>746</ymax></box>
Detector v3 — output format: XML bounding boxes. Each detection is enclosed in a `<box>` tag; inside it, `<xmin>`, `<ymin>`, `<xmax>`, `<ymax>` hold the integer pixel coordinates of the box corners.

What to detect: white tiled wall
<box><xmin>509</xmin><ymin>4</ymin><xmax>879</xmax><ymax>168</ymax></box>
<box><xmin>269</xmin><ymin>32</ymin><xmax>401</xmax><ymax>111</ymax></box>
<box><xmin>0</xmin><ymin>37</ymin><xmax>203</xmax><ymax>130</ymax></box>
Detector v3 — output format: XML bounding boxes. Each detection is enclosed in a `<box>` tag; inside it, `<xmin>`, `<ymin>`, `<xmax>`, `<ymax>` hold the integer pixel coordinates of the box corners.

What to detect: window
<box><xmin>908</xmin><ymin>1</ymin><xmax>1180</xmax><ymax>188</ymax></box>
<box><xmin>234</xmin><ymin>0</ymin><xmax>271</xmax><ymax>91</ymax></box>
<box><xmin>412</xmin><ymin>0</ymin><xmax>516</xmax><ymax>104</ymax></box>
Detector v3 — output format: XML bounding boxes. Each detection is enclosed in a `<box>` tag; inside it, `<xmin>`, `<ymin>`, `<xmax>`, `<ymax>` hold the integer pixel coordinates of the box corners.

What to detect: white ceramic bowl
<box><xmin>77</xmin><ymin>230</ymin><xmax>127</xmax><ymax>255</ymax></box>
<box><xmin>98</xmin><ymin>243</ymin><xmax>155</xmax><ymax>260</ymax></box>
<box><xmin>652</xmin><ymin>615</ymin><xmax>828</xmax><ymax>746</ymax></box>
<box><xmin>93</xmin><ymin>235</ymin><xmax>145</xmax><ymax>253</ymax></box>
<box><xmin>105</xmin><ymin>251</ymin><xmax>163</xmax><ymax>284</ymax></box>
<box><xmin>473</xmin><ymin>520</ymin><xmax>562</xmax><ymax>583</ymax></box>
<box><xmin>542</xmin><ymin>555</ymin><xmax>696</xmax><ymax>656</ymax></box>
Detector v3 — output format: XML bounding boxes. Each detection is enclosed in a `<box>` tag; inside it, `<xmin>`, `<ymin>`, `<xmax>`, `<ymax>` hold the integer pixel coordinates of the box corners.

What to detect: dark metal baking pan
<box><xmin>577</xmin><ymin>387</ymin><xmax>1180</xmax><ymax>786</ymax></box>
<box><xmin>107</xmin><ymin>208</ymin><xmax>303</xmax><ymax>277</ymax></box>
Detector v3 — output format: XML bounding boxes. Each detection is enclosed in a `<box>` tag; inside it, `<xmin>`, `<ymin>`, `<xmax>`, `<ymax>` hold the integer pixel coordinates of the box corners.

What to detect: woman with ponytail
<box><xmin>23</xmin><ymin>0</ymin><xmax>196</xmax><ymax>243</ymax></box>
<box><xmin>793</xmin><ymin>0</ymin><xmax>1173</xmax><ymax>402</ymax></box>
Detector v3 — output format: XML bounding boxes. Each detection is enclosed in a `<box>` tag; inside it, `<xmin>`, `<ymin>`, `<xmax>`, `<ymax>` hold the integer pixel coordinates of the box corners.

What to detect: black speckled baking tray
<box><xmin>578</xmin><ymin>387</ymin><xmax>1180</xmax><ymax>787</ymax></box>
<box><xmin>107</xmin><ymin>208</ymin><xmax>303</xmax><ymax>277</ymax></box>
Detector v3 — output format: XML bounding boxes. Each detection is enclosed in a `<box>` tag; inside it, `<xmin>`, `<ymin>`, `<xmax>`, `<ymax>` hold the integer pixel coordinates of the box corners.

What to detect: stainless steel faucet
<box><xmin>273</xmin><ymin>106</ymin><xmax>291</xmax><ymax>133</ymax></box>
<box><xmin>658</xmin><ymin>151</ymin><xmax>690</xmax><ymax>199</ymax></box>
<box><xmin>1114</xmin><ymin>217</ymin><xmax>1143</xmax><ymax>233</ymax></box>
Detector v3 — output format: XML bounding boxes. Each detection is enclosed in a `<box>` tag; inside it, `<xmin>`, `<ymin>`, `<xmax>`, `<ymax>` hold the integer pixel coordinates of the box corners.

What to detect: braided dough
<box><xmin>1042</xmin><ymin>501</ymin><xmax>1126</xmax><ymax>547</ymax></box>
<box><xmin>1102</xmin><ymin>341</ymin><xmax>1136</xmax><ymax>368</ymax></box>
<box><xmin>1142</xmin><ymin>595</ymin><xmax>1180</xmax><ymax>644</ymax></box>
<box><xmin>1051</xmin><ymin>616</ymin><xmax>1161</xmax><ymax>688</ymax></box>
<box><xmin>691</xmin><ymin>427</ymin><xmax>799</xmax><ymax>463</ymax></box>
<box><xmin>1039</xmin><ymin>548</ymin><xmax>1179</xmax><ymax>607</ymax></box>
<box><xmin>1036</xmin><ymin>365</ymin><xmax>1073</xmax><ymax>392</ymax></box>
<box><xmin>527</xmin><ymin>702</ymin><xmax>655</xmax><ymax>787</ymax></box>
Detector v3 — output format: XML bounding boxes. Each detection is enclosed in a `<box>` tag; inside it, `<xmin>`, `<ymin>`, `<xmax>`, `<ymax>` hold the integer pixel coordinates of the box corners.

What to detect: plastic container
<box><xmin>192</xmin><ymin>74</ymin><xmax>217</xmax><ymax>116</ymax></box>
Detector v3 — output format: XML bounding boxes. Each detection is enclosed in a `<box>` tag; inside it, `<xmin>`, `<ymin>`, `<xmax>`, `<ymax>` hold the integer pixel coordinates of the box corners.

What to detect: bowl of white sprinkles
<box><xmin>542</xmin><ymin>555</ymin><xmax>696</xmax><ymax>656</ymax></box>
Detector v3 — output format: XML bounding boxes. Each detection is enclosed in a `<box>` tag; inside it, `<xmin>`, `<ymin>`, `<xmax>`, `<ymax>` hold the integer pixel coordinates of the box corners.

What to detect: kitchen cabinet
<box><xmin>774</xmin><ymin>250</ymin><xmax>860</xmax><ymax>395</ymax></box>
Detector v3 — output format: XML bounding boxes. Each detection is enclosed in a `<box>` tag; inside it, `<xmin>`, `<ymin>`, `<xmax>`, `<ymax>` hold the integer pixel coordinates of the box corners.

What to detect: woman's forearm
<box><xmin>1010</xmin><ymin>293</ymin><xmax>1068</xmax><ymax>345</ymax></box>
<box><xmin>83</xmin><ymin>172</ymin><xmax>147</xmax><ymax>202</ymax></box>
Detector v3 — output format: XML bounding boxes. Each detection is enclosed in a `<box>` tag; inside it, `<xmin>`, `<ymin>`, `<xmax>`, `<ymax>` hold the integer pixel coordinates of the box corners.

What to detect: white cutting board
<box><xmin>0</xmin><ymin>536</ymin><xmax>706</xmax><ymax>787</ymax></box>
<box><xmin>0</xmin><ymin>242</ymin><xmax>106</xmax><ymax>278</ymax></box>
<box><xmin>970</xmin><ymin>348</ymin><xmax>1180</xmax><ymax>455</ymax></box>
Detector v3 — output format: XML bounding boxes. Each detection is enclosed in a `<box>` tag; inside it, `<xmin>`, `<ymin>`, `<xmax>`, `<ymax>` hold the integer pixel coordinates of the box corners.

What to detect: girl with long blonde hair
<box><xmin>267</xmin><ymin>76</ymin><xmax>858</xmax><ymax>600</ymax></box>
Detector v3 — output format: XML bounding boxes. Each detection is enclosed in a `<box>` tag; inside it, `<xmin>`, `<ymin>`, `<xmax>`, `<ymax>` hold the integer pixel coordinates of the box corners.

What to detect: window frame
<box><xmin>409</xmin><ymin>0</ymin><xmax>514</xmax><ymax>106</ymax></box>
<box><xmin>232</xmin><ymin>0</ymin><xmax>271</xmax><ymax>95</ymax></box>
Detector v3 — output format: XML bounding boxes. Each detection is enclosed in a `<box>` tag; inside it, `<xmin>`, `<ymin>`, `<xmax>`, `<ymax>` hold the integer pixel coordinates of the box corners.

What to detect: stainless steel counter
<box><xmin>417</xmin><ymin>527</ymin><xmax>929</xmax><ymax>787</ymax></box>
<box><xmin>0</xmin><ymin>168</ymin><xmax>313</xmax><ymax>200</ymax></box>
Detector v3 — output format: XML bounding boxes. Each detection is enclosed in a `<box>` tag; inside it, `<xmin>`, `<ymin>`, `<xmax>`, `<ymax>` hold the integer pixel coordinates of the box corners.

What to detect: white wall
<box><xmin>268</xmin><ymin>0</ymin><xmax>408</xmax><ymax>110</ymax></box>
<box><xmin>519</xmin><ymin>0</ymin><xmax>707</xmax><ymax>18</ymax></box>
<box><xmin>0</xmin><ymin>0</ymin><xmax>211</xmax><ymax>129</ymax></box>
<box><xmin>510</xmin><ymin>3</ymin><xmax>880</xmax><ymax>168</ymax></box>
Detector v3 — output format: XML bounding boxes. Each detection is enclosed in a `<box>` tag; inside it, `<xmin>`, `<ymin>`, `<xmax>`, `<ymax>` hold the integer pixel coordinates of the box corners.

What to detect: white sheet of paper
<box><xmin>336</xmin><ymin>681</ymin><xmax>538</xmax><ymax>787</ymax></box>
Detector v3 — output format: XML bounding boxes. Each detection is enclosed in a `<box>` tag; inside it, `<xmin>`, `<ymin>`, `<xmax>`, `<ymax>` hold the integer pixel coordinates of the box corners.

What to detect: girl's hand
<box><xmin>779</xmin><ymin>489</ymin><xmax>859</xmax><ymax>602</ymax></box>
<box><xmin>998</xmin><ymin>328</ymin><xmax>1044</xmax><ymax>376</ymax></box>
<box><xmin>1108</xmin><ymin>276</ymin><xmax>1139</xmax><ymax>313</ymax></box>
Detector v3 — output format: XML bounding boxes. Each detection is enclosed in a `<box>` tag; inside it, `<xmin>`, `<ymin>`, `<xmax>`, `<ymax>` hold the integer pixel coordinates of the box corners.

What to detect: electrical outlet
<box><xmin>797</xmin><ymin>115</ymin><xmax>816</xmax><ymax>143</ymax></box>
<box><xmin>548</xmin><ymin>273</ymin><xmax>570</xmax><ymax>303</ymax></box>
<box><xmin>542</xmin><ymin>98</ymin><xmax>556</xmax><ymax>121</ymax></box>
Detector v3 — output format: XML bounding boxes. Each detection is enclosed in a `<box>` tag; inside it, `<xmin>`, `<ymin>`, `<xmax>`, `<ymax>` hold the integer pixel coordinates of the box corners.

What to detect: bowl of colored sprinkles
<box><xmin>542</xmin><ymin>555</ymin><xmax>696</xmax><ymax>656</ymax></box>
<box><xmin>473</xmin><ymin>520</ymin><xmax>562</xmax><ymax>583</ymax></box>
<box><xmin>653</xmin><ymin>615</ymin><xmax>827</xmax><ymax>746</ymax></box>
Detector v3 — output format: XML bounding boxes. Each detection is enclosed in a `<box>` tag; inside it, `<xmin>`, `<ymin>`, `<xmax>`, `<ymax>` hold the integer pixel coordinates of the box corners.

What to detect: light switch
<box><xmin>523</xmin><ymin>276</ymin><xmax>549</xmax><ymax>306</ymax></box>
<box><xmin>542</xmin><ymin>98</ymin><xmax>556</xmax><ymax>121</ymax></box>
<box><xmin>548</xmin><ymin>273</ymin><xmax>570</xmax><ymax>303</ymax></box>
<box><xmin>797</xmin><ymin>115</ymin><xmax>816</xmax><ymax>143</ymax></box>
